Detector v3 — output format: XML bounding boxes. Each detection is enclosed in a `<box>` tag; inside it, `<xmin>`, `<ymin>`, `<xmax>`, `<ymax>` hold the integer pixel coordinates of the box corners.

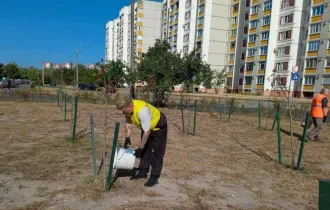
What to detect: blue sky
<box><xmin>0</xmin><ymin>0</ymin><xmax>149</xmax><ymax>68</ymax></box>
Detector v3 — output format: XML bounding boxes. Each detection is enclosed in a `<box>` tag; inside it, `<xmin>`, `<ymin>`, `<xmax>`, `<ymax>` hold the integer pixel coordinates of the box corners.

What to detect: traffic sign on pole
<box><xmin>292</xmin><ymin>72</ymin><xmax>299</xmax><ymax>81</ymax></box>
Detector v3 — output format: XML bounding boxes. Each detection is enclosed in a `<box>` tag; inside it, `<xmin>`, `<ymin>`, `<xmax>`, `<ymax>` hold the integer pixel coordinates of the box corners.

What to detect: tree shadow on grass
<box><xmin>280</xmin><ymin>128</ymin><xmax>302</xmax><ymax>139</ymax></box>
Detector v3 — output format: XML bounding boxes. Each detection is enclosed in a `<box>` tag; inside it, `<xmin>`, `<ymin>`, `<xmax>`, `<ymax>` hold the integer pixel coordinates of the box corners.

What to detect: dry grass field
<box><xmin>0</xmin><ymin>101</ymin><xmax>329</xmax><ymax>210</ymax></box>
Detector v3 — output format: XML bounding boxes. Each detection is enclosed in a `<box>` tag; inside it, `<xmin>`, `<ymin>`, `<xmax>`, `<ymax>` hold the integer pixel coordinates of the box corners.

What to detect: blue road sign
<box><xmin>292</xmin><ymin>72</ymin><xmax>299</xmax><ymax>81</ymax></box>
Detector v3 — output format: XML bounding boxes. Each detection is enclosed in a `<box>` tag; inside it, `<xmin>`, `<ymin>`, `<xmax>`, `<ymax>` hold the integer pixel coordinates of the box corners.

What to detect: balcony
<box><xmin>325</xmin><ymin>67</ymin><xmax>330</xmax><ymax>74</ymax></box>
<box><xmin>197</xmin><ymin>36</ymin><xmax>203</xmax><ymax>41</ymax></box>
<box><xmin>170</xmin><ymin>11</ymin><xmax>174</xmax><ymax>16</ymax></box>
<box><xmin>328</xmin><ymin>49</ymin><xmax>330</xmax><ymax>55</ymax></box>
<box><xmin>137</xmin><ymin>22</ymin><xmax>143</xmax><ymax>26</ymax></box>
<box><xmin>248</xmin><ymin>42</ymin><xmax>255</xmax><ymax>47</ymax></box>
<box><xmin>233</xmin><ymin>0</ymin><xmax>239</xmax><ymax>3</ymax></box>
<box><xmin>245</xmin><ymin>84</ymin><xmax>252</xmax><ymax>89</ymax></box>
<box><xmin>137</xmin><ymin>48</ymin><xmax>143</xmax><ymax>53</ymax></box>
<box><xmin>232</xmin><ymin>23</ymin><xmax>237</xmax><ymax>28</ymax></box>
<box><xmin>231</xmin><ymin>36</ymin><xmax>236</xmax><ymax>41</ymax></box>
<box><xmin>258</xmin><ymin>70</ymin><xmax>265</xmax><ymax>74</ymax></box>
<box><xmin>311</xmin><ymin>15</ymin><xmax>322</xmax><ymax>23</ymax></box>
<box><xmin>260</xmin><ymin>40</ymin><xmax>268</xmax><ymax>46</ymax></box>
<box><xmin>173</xmin><ymin>41</ymin><xmax>177</xmax><ymax>45</ymax></box>
<box><xmin>230</xmin><ymin>48</ymin><xmax>235</xmax><ymax>53</ymax></box>
<box><xmin>262</xmin><ymin>25</ymin><xmax>270</xmax><ymax>31</ymax></box>
<box><xmin>227</xmin><ymin>72</ymin><xmax>233</xmax><ymax>77</ymax></box>
<box><xmin>170</xmin><ymin>0</ymin><xmax>175</xmax><ymax>5</ymax></box>
<box><xmin>137</xmin><ymin>31</ymin><xmax>143</xmax><ymax>35</ymax></box>
<box><xmin>250</xmin><ymin>14</ymin><xmax>258</xmax><ymax>20</ymax></box>
<box><xmin>138</xmin><ymin>4</ymin><xmax>143</xmax><ymax>9</ymax></box>
<box><xmin>233</xmin><ymin>11</ymin><xmax>239</xmax><ymax>16</ymax></box>
<box><xmin>137</xmin><ymin>40</ymin><xmax>143</xmax><ymax>44</ymax></box>
<box><xmin>138</xmin><ymin>13</ymin><xmax>144</xmax><ymax>18</ymax></box>
<box><xmin>169</xmin><ymin>32</ymin><xmax>172</xmax><ymax>36</ymax></box>
<box><xmin>175</xmin><ymin>19</ymin><xmax>178</xmax><ymax>24</ymax></box>
<box><xmin>264</xmin><ymin>10</ymin><xmax>271</xmax><ymax>15</ymax></box>
<box><xmin>309</xmin><ymin>33</ymin><xmax>321</xmax><ymax>40</ymax></box>
<box><xmin>247</xmin><ymin>56</ymin><xmax>254</xmax><ymax>61</ymax></box>
<box><xmin>252</xmin><ymin>0</ymin><xmax>259</xmax><ymax>5</ymax></box>
<box><xmin>307</xmin><ymin>51</ymin><xmax>318</xmax><ymax>57</ymax></box>
<box><xmin>303</xmin><ymin>85</ymin><xmax>314</xmax><ymax>91</ymax></box>
<box><xmin>259</xmin><ymin>55</ymin><xmax>267</xmax><ymax>60</ymax></box>
<box><xmin>324</xmin><ymin>84</ymin><xmax>330</xmax><ymax>89</ymax></box>
<box><xmin>199</xmin><ymin>11</ymin><xmax>204</xmax><ymax>17</ymax></box>
<box><xmin>305</xmin><ymin>68</ymin><xmax>317</xmax><ymax>74</ymax></box>
<box><xmin>200</xmin><ymin>0</ymin><xmax>205</xmax><ymax>5</ymax></box>
<box><xmin>313</xmin><ymin>0</ymin><xmax>324</xmax><ymax>5</ymax></box>
<box><xmin>198</xmin><ymin>24</ymin><xmax>204</xmax><ymax>29</ymax></box>
<box><xmin>228</xmin><ymin>60</ymin><xmax>234</xmax><ymax>65</ymax></box>
<box><xmin>249</xmin><ymin>28</ymin><xmax>257</xmax><ymax>33</ymax></box>
<box><xmin>174</xmin><ymin>30</ymin><xmax>177</xmax><ymax>34</ymax></box>
<box><xmin>246</xmin><ymin>70</ymin><xmax>253</xmax><ymax>75</ymax></box>
<box><xmin>175</xmin><ymin>8</ymin><xmax>179</xmax><ymax>13</ymax></box>
<box><xmin>256</xmin><ymin>84</ymin><xmax>264</xmax><ymax>89</ymax></box>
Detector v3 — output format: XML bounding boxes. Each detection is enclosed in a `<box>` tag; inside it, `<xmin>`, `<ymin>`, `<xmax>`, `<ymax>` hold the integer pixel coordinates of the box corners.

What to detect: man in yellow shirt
<box><xmin>116</xmin><ymin>97</ymin><xmax>168</xmax><ymax>187</ymax></box>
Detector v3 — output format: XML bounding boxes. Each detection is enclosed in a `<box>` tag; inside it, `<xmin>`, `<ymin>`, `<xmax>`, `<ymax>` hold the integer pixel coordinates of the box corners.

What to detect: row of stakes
<box><xmin>56</xmin><ymin>91</ymin><xmax>330</xmax><ymax>206</ymax></box>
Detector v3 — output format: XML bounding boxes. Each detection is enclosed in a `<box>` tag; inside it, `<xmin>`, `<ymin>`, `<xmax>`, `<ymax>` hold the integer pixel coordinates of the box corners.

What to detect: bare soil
<box><xmin>0</xmin><ymin>101</ymin><xmax>329</xmax><ymax>210</ymax></box>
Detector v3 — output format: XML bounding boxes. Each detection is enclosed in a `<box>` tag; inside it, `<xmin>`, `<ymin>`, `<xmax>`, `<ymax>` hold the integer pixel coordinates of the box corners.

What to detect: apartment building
<box><xmin>105</xmin><ymin>0</ymin><xmax>162</xmax><ymax>65</ymax></box>
<box><xmin>227</xmin><ymin>0</ymin><xmax>309</xmax><ymax>96</ymax></box>
<box><xmin>301</xmin><ymin>0</ymin><xmax>330</xmax><ymax>97</ymax></box>
<box><xmin>161</xmin><ymin>0</ymin><xmax>231</xmax><ymax>91</ymax></box>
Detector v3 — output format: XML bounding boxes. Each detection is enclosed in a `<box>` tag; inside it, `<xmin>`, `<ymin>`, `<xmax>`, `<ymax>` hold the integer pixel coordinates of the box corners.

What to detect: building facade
<box><xmin>105</xmin><ymin>0</ymin><xmax>162</xmax><ymax>65</ymax></box>
<box><xmin>161</xmin><ymin>0</ymin><xmax>231</xmax><ymax>91</ymax></box>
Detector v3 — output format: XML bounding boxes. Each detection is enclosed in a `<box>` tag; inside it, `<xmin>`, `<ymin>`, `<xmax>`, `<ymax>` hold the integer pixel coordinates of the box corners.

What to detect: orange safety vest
<box><xmin>310</xmin><ymin>94</ymin><xmax>330</xmax><ymax>118</ymax></box>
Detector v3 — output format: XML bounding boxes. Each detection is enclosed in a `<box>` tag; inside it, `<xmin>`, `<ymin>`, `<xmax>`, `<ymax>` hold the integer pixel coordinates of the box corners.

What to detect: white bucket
<box><xmin>113</xmin><ymin>147</ymin><xmax>137</xmax><ymax>170</ymax></box>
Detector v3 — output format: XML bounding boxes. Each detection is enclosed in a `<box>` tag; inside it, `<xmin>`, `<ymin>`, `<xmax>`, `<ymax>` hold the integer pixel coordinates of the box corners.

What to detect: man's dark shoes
<box><xmin>144</xmin><ymin>175</ymin><xmax>159</xmax><ymax>187</ymax></box>
<box><xmin>130</xmin><ymin>169</ymin><xmax>148</xmax><ymax>180</ymax></box>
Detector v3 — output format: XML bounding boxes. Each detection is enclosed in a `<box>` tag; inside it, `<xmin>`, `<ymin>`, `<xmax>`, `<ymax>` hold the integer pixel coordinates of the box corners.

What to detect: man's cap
<box><xmin>320</xmin><ymin>88</ymin><xmax>328</xmax><ymax>94</ymax></box>
<box><xmin>116</xmin><ymin>96</ymin><xmax>132</xmax><ymax>110</ymax></box>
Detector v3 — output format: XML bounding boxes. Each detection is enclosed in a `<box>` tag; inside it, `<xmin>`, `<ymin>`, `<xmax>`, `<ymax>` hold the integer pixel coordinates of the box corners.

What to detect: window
<box><xmin>227</xmin><ymin>77</ymin><xmax>233</xmax><ymax>85</ymax></box>
<box><xmin>261</xmin><ymin>31</ymin><xmax>269</xmax><ymax>40</ymax></box>
<box><xmin>185</xmin><ymin>0</ymin><xmax>191</xmax><ymax>7</ymax></box>
<box><xmin>260</xmin><ymin>46</ymin><xmax>268</xmax><ymax>55</ymax></box>
<box><xmin>242</xmin><ymin>39</ymin><xmax>247</xmax><ymax>47</ymax></box>
<box><xmin>185</xmin><ymin>11</ymin><xmax>191</xmax><ymax>20</ymax></box>
<box><xmin>198</xmin><ymin>17</ymin><xmax>204</xmax><ymax>25</ymax></box>
<box><xmin>280</xmin><ymin>77</ymin><xmax>287</xmax><ymax>86</ymax></box>
<box><xmin>240</xmin><ymin>66</ymin><xmax>245</xmax><ymax>73</ymax></box>
<box><xmin>308</xmin><ymin>41</ymin><xmax>320</xmax><ymax>51</ymax></box>
<box><xmin>183</xmin><ymin>45</ymin><xmax>189</xmax><ymax>53</ymax></box>
<box><xmin>244</xmin><ymin>26</ymin><xmax>248</xmax><ymax>34</ymax></box>
<box><xmin>247</xmin><ymin>48</ymin><xmax>256</xmax><ymax>57</ymax></box>
<box><xmin>246</xmin><ymin>62</ymin><xmax>254</xmax><ymax>70</ymax></box>
<box><xmin>228</xmin><ymin>66</ymin><xmax>234</xmax><ymax>72</ymax></box>
<box><xmin>245</xmin><ymin>12</ymin><xmax>249</xmax><ymax>20</ymax></box>
<box><xmin>231</xmin><ymin>29</ymin><xmax>237</xmax><ymax>36</ymax></box>
<box><xmin>250</xmin><ymin>20</ymin><xmax>258</xmax><ymax>29</ymax></box>
<box><xmin>230</xmin><ymin>42</ymin><xmax>235</xmax><ymax>48</ymax></box>
<box><xmin>281</xmin><ymin>0</ymin><xmax>295</xmax><ymax>9</ymax></box>
<box><xmin>233</xmin><ymin>4</ymin><xmax>239</xmax><ymax>12</ymax></box>
<box><xmin>326</xmin><ymin>58</ymin><xmax>330</xmax><ymax>67</ymax></box>
<box><xmin>312</xmin><ymin>5</ymin><xmax>324</xmax><ymax>17</ymax></box>
<box><xmin>197</xmin><ymin>29</ymin><xmax>203</xmax><ymax>37</ymax></box>
<box><xmin>257</xmin><ymin>76</ymin><xmax>265</xmax><ymax>84</ymax></box>
<box><xmin>245</xmin><ymin>76</ymin><xmax>252</xmax><ymax>84</ymax></box>
<box><xmin>232</xmin><ymin>16</ymin><xmax>238</xmax><ymax>24</ymax></box>
<box><xmin>199</xmin><ymin>5</ymin><xmax>205</xmax><ymax>13</ymax></box>
<box><xmin>241</xmin><ymin>53</ymin><xmax>245</xmax><ymax>60</ymax></box>
<box><xmin>280</xmin><ymin>14</ymin><xmax>293</xmax><ymax>25</ymax></box>
<box><xmin>262</xmin><ymin>16</ymin><xmax>271</xmax><ymax>25</ymax></box>
<box><xmin>246</xmin><ymin>0</ymin><xmax>250</xmax><ymax>7</ymax></box>
<box><xmin>306</xmin><ymin>58</ymin><xmax>318</xmax><ymax>68</ymax></box>
<box><xmin>310</xmin><ymin>23</ymin><xmax>322</xmax><ymax>34</ymax></box>
<box><xmin>184</xmin><ymin>23</ymin><xmax>190</xmax><ymax>31</ymax></box>
<box><xmin>305</xmin><ymin>76</ymin><xmax>315</xmax><ymax>85</ymax></box>
<box><xmin>251</xmin><ymin>5</ymin><xmax>258</xmax><ymax>15</ymax></box>
<box><xmin>278</xmin><ymin>30</ymin><xmax>292</xmax><ymax>40</ymax></box>
<box><xmin>277</xmin><ymin>46</ymin><xmax>290</xmax><ymax>56</ymax></box>
<box><xmin>248</xmin><ymin>34</ymin><xmax>256</xmax><ymax>43</ymax></box>
<box><xmin>264</xmin><ymin>1</ymin><xmax>272</xmax><ymax>11</ymax></box>
<box><xmin>328</xmin><ymin>40</ymin><xmax>330</xmax><ymax>49</ymax></box>
<box><xmin>183</xmin><ymin>34</ymin><xmax>189</xmax><ymax>42</ymax></box>
<box><xmin>259</xmin><ymin>61</ymin><xmax>266</xmax><ymax>70</ymax></box>
<box><xmin>239</xmin><ymin>78</ymin><xmax>243</xmax><ymax>85</ymax></box>
<box><xmin>229</xmin><ymin>54</ymin><xmax>235</xmax><ymax>60</ymax></box>
<box><xmin>323</xmin><ymin>76</ymin><xmax>330</xmax><ymax>85</ymax></box>
<box><xmin>276</xmin><ymin>62</ymin><xmax>288</xmax><ymax>71</ymax></box>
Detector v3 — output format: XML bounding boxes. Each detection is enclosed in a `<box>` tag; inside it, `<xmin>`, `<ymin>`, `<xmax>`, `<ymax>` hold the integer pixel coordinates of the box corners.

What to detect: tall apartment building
<box><xmin>161</xmin><ymin>0</ymin><xmax>231</xmax><ymax>90</ymax></box>
<box><xmin>105</xmin><ymin>0</ymin><xmax>162</xmax><ymax>65</ymax></box>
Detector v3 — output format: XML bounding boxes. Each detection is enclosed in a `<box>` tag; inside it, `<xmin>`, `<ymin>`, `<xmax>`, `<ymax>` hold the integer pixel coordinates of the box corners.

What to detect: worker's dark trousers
<box><xmin>139</xmin><ymin>113</ymin><xmax>167</xmax><ymax>178</ymax></box>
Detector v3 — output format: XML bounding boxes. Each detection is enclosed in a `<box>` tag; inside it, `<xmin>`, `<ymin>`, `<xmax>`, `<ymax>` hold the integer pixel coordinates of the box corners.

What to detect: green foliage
<box><xmin>77</xmin><ymin>64</ymin><xmax>99</xmax><ymax>84</ymax></box>
<box><xmin>2</xmin><ymin>62</ymin><xmax>21</xmax><ymax>79</ymax></box>
<box><xmin>27</xmin><ymin>69</ymin><xmax>41</xmax><ymax>82</ymax></box>
<box><xmin>53</xmin><ymin>68</ymin><xmax>75</xmax><ymax>85</ymax></box>
<box><xmin>213</xmin><ymin>69</ymin><xmax>227</xmax><ymax>88</ymax></box>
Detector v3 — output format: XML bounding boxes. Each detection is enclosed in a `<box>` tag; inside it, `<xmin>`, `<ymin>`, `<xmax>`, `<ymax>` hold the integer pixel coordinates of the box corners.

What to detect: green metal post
<box><xmin>297</xmin><ymin>112</ymin><xmax>310</xmax><ymax>171</ymax></box>
<box><xmin>228</xmin><ymin>100</ymin><xmax>233</xmax><ymax>121</ymax></box>
<box><xmin>64</xmin><ymin>94</ymin><xmax>67</xmax><ymax>122</ymax></box>
<box><xmin>319</xmin><ymin>179</ymin><xmax>330</xmax><ymax>210</ymax></box>
<box><xmin>193</xmin><ymin>100</ymin><xmax>197</xmax><ymax>136</ymax></box>
<box><xmin>57</xmin><ymin>89</ymin><xmax>60</xmax><ymax>107</ymax></box>
<box><xmin>106</xmin><ymin>122</ymin><xmax>120</xmax><ymax>191</ymax></box>
<box><xmin>258</xmin><ymin>101</ymin><xmax>262</xmax><ymax>128</ymax></box>
<box><xmin>276</xmin><ymin>113</ymin><xmax>283</xmax><ymax>164</ymax></box>
<box><xmin>71</xmin><ymin>95</ymin><xmax>78</xmax><ymax>141</ymax></box>
<box><xmin>60</xmin><ymin>90</ymin><xmax>63</xmax><ymax>112</ymax></box>
<box><xmin>271</xmin><ymin>112</ymin><xmax>278</xmax><ymax>131</ymax></box>
<box><xmin>180</xmin><ymin>96</ymin><xmax>185</xmax><ymax>133</ymax></box>
<box><xmin>90</xmin><ymin>115</ymin><xmax>97</xmax><ymax>177</ymax></box>
<box><xmin>218</xmin><ymin>99</ymin><xmax>222</xmax><ymax>120</ymax></box>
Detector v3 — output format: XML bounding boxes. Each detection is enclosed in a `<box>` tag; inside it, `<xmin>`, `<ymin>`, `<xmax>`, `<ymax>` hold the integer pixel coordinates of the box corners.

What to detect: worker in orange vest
<box><xmin>307</xmin><ymin>88</ymin><xmax>329</xmax><ymax>141</ymax></box>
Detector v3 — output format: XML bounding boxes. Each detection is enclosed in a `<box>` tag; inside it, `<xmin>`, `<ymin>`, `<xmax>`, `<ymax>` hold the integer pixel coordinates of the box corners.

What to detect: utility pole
<box><xmin>76</xmin><ymin>49</ymin><xmax>79</xmax><ymax>91</ymax></box>
<box><xmin>130</xmin><ymin>0</ymin><xmax>135</xmax><ymax>99</ymax></box>
<box><xmin>42</xmin><ymin>60</ymin><xmax>44</xmax><ymax>85</ymax></box>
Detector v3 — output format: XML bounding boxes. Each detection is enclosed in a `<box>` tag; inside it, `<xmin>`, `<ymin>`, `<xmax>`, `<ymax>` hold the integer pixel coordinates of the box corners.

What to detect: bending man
<box><xmin>116</xmin><ymin>97</ymin><xmax>168</xmax><ymax>187</ymax></box>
